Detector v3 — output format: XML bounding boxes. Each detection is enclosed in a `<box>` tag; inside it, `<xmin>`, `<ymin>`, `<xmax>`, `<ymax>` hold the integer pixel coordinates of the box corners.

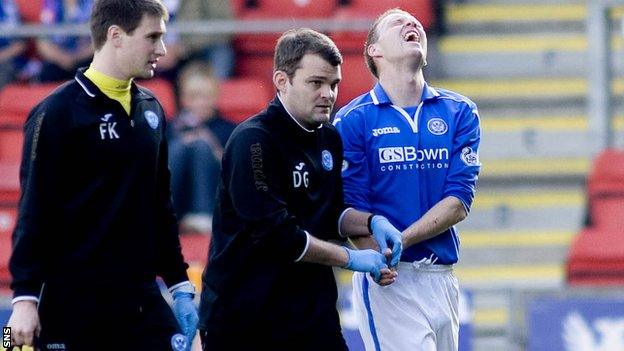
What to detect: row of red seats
<box><xmin>232</xmin><ymin>0</ymin><xmax>434</xmax><ymax>54</ymax></box>
<box><xmin>566</xmin><ymin>149</ymin><xmax>624</xmax><ymax>286</ymax></box>
<box><xmin>16</xmin><ymin>0</ymin><xmax>434</xmax><ymax>25</ymax></box>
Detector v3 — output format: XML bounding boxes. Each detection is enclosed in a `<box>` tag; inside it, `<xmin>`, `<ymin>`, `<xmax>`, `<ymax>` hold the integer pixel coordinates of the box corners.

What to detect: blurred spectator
<box><xmin>168</xmin><ymin>61</ymin><xmax>236</xmax><ymax>234</ymax></box>
<box><xmin>176</xmin><ymin>0</ymin><xmax>234</xmax><ymax>80</ymax></box>
<box><xmin>0</xmin><ymin>0</ymin><xmax>26</xmax><ymax>88</ymax></box>
<box><xmin>36</xmin><ymin>0</ymin><xmax>93</xmax><ymax>82</ymax></box>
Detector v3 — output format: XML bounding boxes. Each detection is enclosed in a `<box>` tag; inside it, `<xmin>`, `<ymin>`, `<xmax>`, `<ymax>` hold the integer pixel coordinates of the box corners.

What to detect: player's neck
<box><xmin>378</xmin><ymin>67</ymin><xmax>425</xmax><ymax>107</ymax></box>
<box><xmin>90</xmin><ymin>49</ymin><xmax>132</xmax><ymax>82</ymax></box>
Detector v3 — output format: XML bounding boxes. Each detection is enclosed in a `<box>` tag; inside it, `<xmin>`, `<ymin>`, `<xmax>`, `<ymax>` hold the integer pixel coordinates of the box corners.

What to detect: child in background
<box><xmin>168</xmin><ymin>61</ymin><xmax>236</xmax><ymax>235</ymax></box>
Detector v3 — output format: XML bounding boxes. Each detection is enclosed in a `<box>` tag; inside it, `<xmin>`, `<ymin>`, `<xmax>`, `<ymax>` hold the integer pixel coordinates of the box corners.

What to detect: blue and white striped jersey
<box><xmin>334</xmin><ymin>82</ymin><xmax>481</xmax><ymax>264</ymax></box>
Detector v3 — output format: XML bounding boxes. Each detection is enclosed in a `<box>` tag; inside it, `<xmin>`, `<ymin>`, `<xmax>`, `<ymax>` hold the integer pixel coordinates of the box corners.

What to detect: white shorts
<box><xmin>351</xmin><ymin>261</ymin><xmax>460</xmax><ymax>351</ymax></box>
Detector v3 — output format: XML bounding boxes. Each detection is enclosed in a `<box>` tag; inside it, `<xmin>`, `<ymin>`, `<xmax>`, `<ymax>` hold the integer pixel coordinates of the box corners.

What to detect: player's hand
<box><xmin>376</xmin><ymin>267</ymin><xmax>398</xmax><ymax>286</ymax></box>
<box><xmin>172</xmin><ymin>292</ymin><xmax>199</xmax><ymax>351</ymax></box>
<box><xmin>7</xmin><ymin>300</ymin><xmax>40</xmax><ymax>347</ymax></box>
<box><xmin>370</xmin><ymin>215</ymin><xmax>403</xmax><ymax>267</ymax></box>
<box><xmin>343</xmin><ymin>248</ymin><xmax>395</xmax><ymax>284</ymax></box>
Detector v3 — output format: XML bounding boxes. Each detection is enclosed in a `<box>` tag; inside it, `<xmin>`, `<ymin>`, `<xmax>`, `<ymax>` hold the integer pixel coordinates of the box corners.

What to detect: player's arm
<box><xmin>402</xmin><ymin>196</ymin><xmax>467</xmax><ymax>248</ymax></box>
<box><xmin>153</xmin><ymin>116</ymin><xmax>190</xmax><ymax>288</ymax></box>
<box><xmin>403</xmin><ymin>102</ymin><xmax>481</xmax><ymax>249</ymax></box>
<box><xmin>334</xmin><ymin>110</ymin><xmax>402</xmax><ymax>266</ymax></box>
<box><xmin>224</xmin><ymin>127</ymin><xmax>392</xmax><ymax>284</ymax></box>
<box><xmin>299</xmin><ymin>233</ymin><xmax>396</xmax><ymax>285</ymax></box>
<box><xmin>153</xmin><ymin>114</ymin><xmax>198</xmax><ymax>345</ymax></box>
<box><xmin>8</xmin><ymin>104</ymin><xmax>63</xmax><ymax>346</ymax></box>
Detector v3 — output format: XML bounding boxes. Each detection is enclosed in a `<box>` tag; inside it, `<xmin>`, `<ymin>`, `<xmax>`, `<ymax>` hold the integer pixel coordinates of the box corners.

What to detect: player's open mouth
<box><xmin>403</xmin><ymin>31</ymin><xmax>419</xmax><ymax>43</ymax></box>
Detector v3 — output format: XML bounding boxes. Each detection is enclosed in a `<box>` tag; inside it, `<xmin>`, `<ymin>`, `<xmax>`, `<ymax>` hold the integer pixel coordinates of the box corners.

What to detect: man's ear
<box><xmin>367</xmin><ymin>43</ymin><xmax>381</xmax><ymax>59</ymax></box>
<box><xmin>108</xmin><ymin>25</ymin><xmax>123</xmax><ymax>47</ymax></box>
<box><xmin>273</xmin><ymin>70</ymin><xmax>288</xmax><ymax>93</ymax></box>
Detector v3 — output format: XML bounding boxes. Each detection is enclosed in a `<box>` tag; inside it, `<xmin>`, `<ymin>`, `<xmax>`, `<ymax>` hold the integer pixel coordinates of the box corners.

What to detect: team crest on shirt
<box><xmin>321</xmin><ymin>150</ymin><xmax>333</xmax><ymax>171</ymax></box>
<box><xmin>144</xmin><ymin>110</ymin><xmax>159</xmax><ymax>129</ymax></box>
<box><xmin>427</xmin><ymin>118</ymin><xmax>448</xmax><ymax>135</ymax></box>
<box><xmin>170</xmin><ymin>334</ymin><xmax>188</xmax><ymax>351</ymax></box>
<box><xmin>460</xmin><ymin>146</ymin><xmax>479</xmax><ymax>166</ymax></box>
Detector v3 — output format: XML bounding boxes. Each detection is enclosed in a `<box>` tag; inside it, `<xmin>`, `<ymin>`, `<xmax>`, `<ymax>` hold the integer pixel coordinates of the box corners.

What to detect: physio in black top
<box><xmin>198</xmin><ymin>28</ymin><xmax>399</xmax><ymax>351</ymax></box>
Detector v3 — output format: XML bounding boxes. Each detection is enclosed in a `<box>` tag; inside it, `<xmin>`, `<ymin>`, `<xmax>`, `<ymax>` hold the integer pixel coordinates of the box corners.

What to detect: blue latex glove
<box><xmin>370</xmin><ymin>215</ymin><xmax>403</xmax><ymax>267</ymax></box>
<box><xmin>343</xmin><ymin>247</ymin><xmax>388</xmax><ymax>282</ymax></box>
<box><xmin>172</xmin><ymin>291</ymin><xmax>199</xmax><ymax>350</ymax></box>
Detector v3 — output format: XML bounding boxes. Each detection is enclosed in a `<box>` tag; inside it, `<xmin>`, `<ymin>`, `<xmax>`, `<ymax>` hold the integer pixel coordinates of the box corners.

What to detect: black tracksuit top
<box><xmin>199</xmin><ymin>97</ymin><xmax>347</xmax><ymax>343</ymax></box>
<box><xmin>9</xmin><ymin>70</ymin><xmax>189</xmax><ymax>298</ymax></box>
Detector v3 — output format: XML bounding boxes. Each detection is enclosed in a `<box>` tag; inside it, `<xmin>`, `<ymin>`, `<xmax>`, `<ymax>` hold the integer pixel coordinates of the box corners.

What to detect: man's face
<box><xmin>276</xmin><ymin>53</ymin><xmax>341</xmax><ymax>129</ymax></box>
<box><xmin>117</xmin><ymin>14</ymin><xmax>167</xmax><ymax>80</ymax></box>
<box><xmin>371</xmin><ymin>12</ymin><xmax>427</xmax><ymax>69</ymax></box>
<box><xmin>180</xmin><ymin>77</ymin><xmax>218</xmax><ymax>121</ymax></box>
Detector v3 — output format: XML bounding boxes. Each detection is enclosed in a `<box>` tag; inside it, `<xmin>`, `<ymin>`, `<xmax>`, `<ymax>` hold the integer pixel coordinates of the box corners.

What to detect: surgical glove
<box><xmin>172</xmin><ymin>291</ymin><xmax>198</xmax><ymax>350</ymax></box>
<box><xmin>343</xmin><ymin>247</ymin><xmax>388</xmax><ymax>282</ymax></box>
<box><xmin>370</xmin><ymin>215</ymin><xmax>403</xmax><ymax>267</ymax></box>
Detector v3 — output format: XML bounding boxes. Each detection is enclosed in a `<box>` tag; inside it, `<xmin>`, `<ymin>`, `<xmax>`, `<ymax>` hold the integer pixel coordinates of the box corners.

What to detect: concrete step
<box><xmin>430</xmin><ymin>78</ymin><xmax>624</xmax><ymax>108</ymax></box>
<box><xmin>436</xmin><ymin>34</ymin><xmax>623</xmax><ymax>78</ymax></box>
<box><xmin>463</xmin><ymin>187</ymin><xmax>586</xmax><ymax>230</ymax></box>
<box><xmin>445</xmin><ymin>3</ymin><xmax>623</xmax><ymax>34</ymax></box>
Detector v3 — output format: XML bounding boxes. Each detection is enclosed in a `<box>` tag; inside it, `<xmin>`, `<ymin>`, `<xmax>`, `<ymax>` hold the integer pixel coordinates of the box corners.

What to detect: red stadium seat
<box><xmin>235</xmin><ymin>54</ymin><xmax>274</xmax><ymax>84</ymax></box>
<box><xmin>15</xmin><ymin>0</ymin><xmax>43</xmax><ymax>23</ymax></box>
<box><xmin>0</xmin><ymin>206</ymin><xmax>15</xmax><ymax>292</ymax></box>
<box><xmin>0</xmin><ymin>163</ymin><xmax>20</xmax><ymax>205</ymax></box>
<box><xmin>567</xmin><ymin>228</ymin><xmax>624</xmax><ymax>286</ymax></box>
<box><xmin>0</xmin><ymin>130</ymin><xmax>21</xmax><ymax>205</ymax></box>
<box><xmin>135</xmin><ymin>78</ymin><xmax>178</xmax><ymax>120</ymax></box>
<box><xmin>0</xmin><ymin>83</ymin><xmax>58</xmax><ymax>127</ymax></box>
<box><xmin>335</xmin><ymin>53</ymin><xmax>375</xmax><ymax>109</ymax></box>
<box><xmin>587</xmin><ymin>149</ymin><xmax>624</xmax><ymax>198</ymax></box>
<box><xmin>584</xmin><ymin>149</ymin><xmax>624</xmax><ymax>228</ymax></box>
<box><xmin>217</xmin><ymin>78</ymin><xmax>273</xmax><ymax>124</ymax></box>
<box><xmin>0</xmin><ymin>129</ymin><xmax>23</xmax><ymax>164</ymax></box>
<box><xmin>234</xmin><ymin>0</ymin><xmax>337</xmax><ymax>54</ymax></box>
<box><xmin>332</xmin><ymin>0</ymin><xmax>434</xmax><ymax>53</ymax></box>
<box><xmin>0</xmin><ymin>230</ymin><xmax>11</xmax><ymax>291</ymax></box>
<box><xmin>0</xmin><ymin>206</ymin><xmax>17</xmax><ymax>241</ymax></box>
<box><xmin>179</xmin><ymin>233</ymin><xmax>211</xmax><ymax>265</ymax></box>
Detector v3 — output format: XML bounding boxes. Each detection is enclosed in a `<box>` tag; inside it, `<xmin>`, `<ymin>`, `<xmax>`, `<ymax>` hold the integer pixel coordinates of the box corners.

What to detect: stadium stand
<box><xmin>179</xmin><ymin>233</ymin><xmax>211</xmax><ymax>292</ymax></box>
<box><xmin>216</xmin><ymin>77</ymin><xmax>273</xmax><ymax>124</ymax></box>
<box><xmin>0</xmin><ymin>129</ymin><xmax>21</xmax><ymax>205</ymax></box>
<box><xmin>334</xmin><ymin>53</ymin><xmax>375</xmax><ymax>108</ymax></box>
<box><xmin>234</xmin><ymin>54</ymin><xmax>274</xmax><ymax>87</ymax></box>
<box><xmin>0</xmin><ymin>82</ymin><xmax>58</xmax><ymax>127</ymax></box>
<box><xmin>0</xmin><ymin>206</ymin><xmax>16</xmax><ymax>291</ymax></box>
<box><xmin>233</xmin><ymin>0</ymin><xmax>337</xmax><ymax>54</ymax></box>
<box><xmin>136</xmin><ymin>78</ymin><xmax>178</xmax><ymax>119</ymax></box>
<box><xmin>15</xmin><ymin>0</ymin><xmax>42</xmax><ymax>23</ymax></box>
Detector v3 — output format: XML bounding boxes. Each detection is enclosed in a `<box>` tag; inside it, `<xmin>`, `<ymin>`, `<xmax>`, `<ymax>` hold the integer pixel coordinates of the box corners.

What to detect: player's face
<box><xmin>118</xmin><ymin>14</ymin><xmax>167</xmax><ymax>80</ymax></box>
<box><xmin>276</xmin><ymin>53</ymin><xmax>341</xmax><ymax>129</ymax></box>
<box><xmin>371</xmin><ymin>12</ymin><xmax>427</xmax><ymax>68</ymax></box>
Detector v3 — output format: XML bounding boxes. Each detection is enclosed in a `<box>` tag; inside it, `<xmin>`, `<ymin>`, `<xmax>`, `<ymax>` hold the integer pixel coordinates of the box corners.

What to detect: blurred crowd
<box><xmin>0</xmin><ymin>0</ymin><xmax>237</xmax><ymax>235</ymax></box>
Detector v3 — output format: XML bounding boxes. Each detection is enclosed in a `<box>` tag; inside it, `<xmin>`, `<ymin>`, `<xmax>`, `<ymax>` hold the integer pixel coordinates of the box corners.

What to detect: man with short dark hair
<box><xmin>7</xmin><ymin>1</ymin><xmax>198</xmax><ymax>350</ymax></box>
<box><xmin>198</xmin><ymin>28</ymin><xmax>397</xmax><ymax>351</ymax></box>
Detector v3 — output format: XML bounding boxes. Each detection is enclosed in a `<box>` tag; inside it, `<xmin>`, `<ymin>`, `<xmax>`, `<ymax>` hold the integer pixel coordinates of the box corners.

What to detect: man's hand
<box><xmin>370</xmin><ymin>215</ymin><xmax>403</xmax><ymax>267</ymax></box>
<box><xmin>172</xmin><ymin>292</ymin><xmax>199</xmax><ymax>351</ymax></box>
<box><xmin>7</xmin><ymin>300</ymin><xmax>40</xmax><ymax>347</ymax></box>
<box><xmin>343</xmin><ymin>248</ymin><xmax>397</xmax><ymax>285</ymax></box>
